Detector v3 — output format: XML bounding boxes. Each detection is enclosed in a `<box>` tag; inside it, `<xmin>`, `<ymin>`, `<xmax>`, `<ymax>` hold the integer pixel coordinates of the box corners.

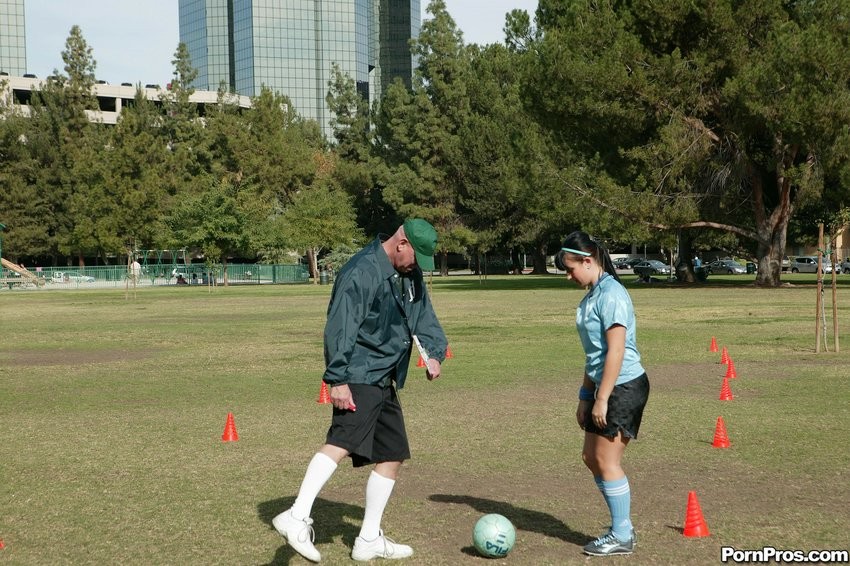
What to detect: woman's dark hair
<box><xmin>556</xmin><ymin>231</ymin><xmax>620</xmax><ymax>282</ymax></box>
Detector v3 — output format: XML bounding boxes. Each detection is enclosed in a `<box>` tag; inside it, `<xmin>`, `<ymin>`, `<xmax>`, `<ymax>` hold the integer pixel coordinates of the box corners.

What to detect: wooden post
<box><xmin>831</xmin><ymin>237</ymin><xmax>839</xmax><ymax>353</ymax></box>
<box><xmin>125</xmin><ymin>249</ymin><xmax>137</xmax><ymax>300</ymax></box>
<box><xmin>125</xmin><ymin>250</ymin><xmax>130</xmax><ymax>300</ymax></box>
<box><xmin>815</xmin><ymin>224</ymin><xmax>824</xmax><ymax>353</ymax></box>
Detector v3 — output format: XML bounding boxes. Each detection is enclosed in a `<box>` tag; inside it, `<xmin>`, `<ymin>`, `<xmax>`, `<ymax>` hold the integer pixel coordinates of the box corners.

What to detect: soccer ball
<box><xmin>472</xmin><ymin>513</ymin><xmax>516</xmax><ymax>558</ymax></box>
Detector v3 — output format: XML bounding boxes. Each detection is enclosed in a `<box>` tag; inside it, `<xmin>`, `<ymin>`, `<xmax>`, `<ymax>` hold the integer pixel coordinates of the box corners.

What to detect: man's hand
<box><xmin>425</xmin><ymin>359</ymin><xmax>441</xmax><ymax>381</ymax></box>
<box><xmin>330</xmin><ymin>383</ymin><xmax>357</xmax><ymax>411</ymax></box>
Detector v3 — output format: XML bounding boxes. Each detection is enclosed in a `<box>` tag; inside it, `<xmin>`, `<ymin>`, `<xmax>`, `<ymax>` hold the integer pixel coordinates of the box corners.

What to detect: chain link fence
<box><xmin>0</xmin><ymin>263</ymin><xmax>309</xmax><ymax>290</ymax></box>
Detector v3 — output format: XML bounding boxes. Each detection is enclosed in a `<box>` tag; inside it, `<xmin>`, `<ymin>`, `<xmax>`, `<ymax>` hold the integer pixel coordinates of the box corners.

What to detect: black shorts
<box><xmin>325</xmin><ymin>383</ymin><xmax>410</xmax><ymax>467</ymax></box>
<box><xmin>584</xmin><ymin>373</ymin><xmax>649</xmax><ymax>439</ymax></box>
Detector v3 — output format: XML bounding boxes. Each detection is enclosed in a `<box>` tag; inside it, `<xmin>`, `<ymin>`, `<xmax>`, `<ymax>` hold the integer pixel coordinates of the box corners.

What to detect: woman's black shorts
<box><xmin>583</xmin><ymin>373</ymin><xmax>649</xmax><ymax>439</ymax></box>
<box><xmin>325</xmin><ymin>383</ymin><xmax>410</xmax><ymax>467</ymax></box>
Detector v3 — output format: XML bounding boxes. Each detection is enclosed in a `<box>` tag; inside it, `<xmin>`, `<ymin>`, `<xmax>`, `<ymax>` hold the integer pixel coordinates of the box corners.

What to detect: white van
<box><xmin>789</xmin><ymin>256</ymin><xmax>832</xmax><ymax>273</ymax></box>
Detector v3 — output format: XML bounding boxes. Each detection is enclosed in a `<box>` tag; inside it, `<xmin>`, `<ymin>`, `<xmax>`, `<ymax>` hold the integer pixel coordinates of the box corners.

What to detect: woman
<box><xmin>556</xmin><ymin>231</ymin><xmax>650</xmax><ymax>557</ymax></box>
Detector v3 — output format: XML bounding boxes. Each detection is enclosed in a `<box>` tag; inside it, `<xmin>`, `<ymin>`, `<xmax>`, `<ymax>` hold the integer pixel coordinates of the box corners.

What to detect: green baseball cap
<box><xmin>403</xmin><ymin>218</ymin><xmax>437</xmax><ymax>271</ymax></box>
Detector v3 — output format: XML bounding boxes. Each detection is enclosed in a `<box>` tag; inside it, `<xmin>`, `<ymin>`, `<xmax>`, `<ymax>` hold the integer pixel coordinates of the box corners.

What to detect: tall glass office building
<box><xmin>178</xmin><ymin>0</ymin><xmax>420</xmax><ymax>138</ymax></box>
<box><xmin>0</xmin><ymin>0</ymin><xmax>26</xmax><ymax>76</ymax></box>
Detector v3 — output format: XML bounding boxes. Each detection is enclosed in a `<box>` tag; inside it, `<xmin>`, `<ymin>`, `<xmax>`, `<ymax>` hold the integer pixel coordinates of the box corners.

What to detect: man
<box><xmin>273</xmin><ymin>218</ymin><xmax>448</xmax><ymax>562</ymax></box>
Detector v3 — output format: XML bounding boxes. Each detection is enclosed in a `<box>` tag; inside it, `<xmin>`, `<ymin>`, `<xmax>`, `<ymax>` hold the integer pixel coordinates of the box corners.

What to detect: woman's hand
<box><xmin>592</xmin><ymin>398</ymin><xmax>608</xmax><ymax>428</ymax></box>
<box><xmin>576</xmin><ymin>399</ymin><xmax>592</xmax><ymax>428</ymax></box>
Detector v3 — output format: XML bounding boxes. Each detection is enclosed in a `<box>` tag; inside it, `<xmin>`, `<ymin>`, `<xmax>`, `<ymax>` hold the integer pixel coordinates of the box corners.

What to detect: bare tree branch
<box><xmin>561</xmin><ymin>177</ymin><xmax>760</xmax><ymax>242</ymax></box>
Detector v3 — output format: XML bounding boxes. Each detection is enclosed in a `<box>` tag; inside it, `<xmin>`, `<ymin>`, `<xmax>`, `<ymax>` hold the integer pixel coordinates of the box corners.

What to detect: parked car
<box><xmin>72</xmin><ymin>274</ymin><xmax>95</xmax><ymax>283</ymax></box>
<box><xmin>841</xmin><ymin>259</ymin><xmax>850</xmax><ymax>274</ymax></box>
<box><xmin>614</xmin><ymin>258</ymin><xmax>644</xmax><ymax>270</ymax></box>
<box><xmin>705</xmin><ymin>259</ymin><xmax>747</xmax><ymax>275</ymax></box>
<box><xmin>51</xmin><ymin>271</ymin><xmax>95</xmax><ymax>283</ymax></box>
<box><xmin>633</xmin><ymin>260</ymin><xmax>671</xmax><ymax>278</ymax></box>
<box><xmin>789</xmin><ymin>256</ymin><xmax>832</xmax><ymax>273</ymax></box>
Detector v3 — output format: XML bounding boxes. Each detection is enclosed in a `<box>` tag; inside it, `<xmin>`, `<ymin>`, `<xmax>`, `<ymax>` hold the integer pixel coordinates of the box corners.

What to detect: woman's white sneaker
<box><xmin>583</xmin><ymin>531</ymin><xmax>634</xmax><ymax>556</ymax></box>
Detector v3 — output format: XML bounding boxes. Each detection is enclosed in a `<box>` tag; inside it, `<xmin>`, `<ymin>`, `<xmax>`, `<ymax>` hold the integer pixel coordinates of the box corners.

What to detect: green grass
<box><xmin>1</xmin><ymin>276</ymin><xmax>848</xmax><ymax>565</ymax></box>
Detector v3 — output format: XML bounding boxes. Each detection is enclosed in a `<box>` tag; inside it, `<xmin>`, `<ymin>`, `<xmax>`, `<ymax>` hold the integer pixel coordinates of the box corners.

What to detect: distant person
<box><xmin>130</xmin><ymin>260</ymin><xmax>142</xmax><ymax>282</ymax></box>
<box><xmin>176</xmin><ymin>274</ymin><xmax>188</xmax><ymax>285</ymax></box>
<box><xmin>555</xmin><ymin>231</ymin><xmax>650</xmax><ymax>557</ymax></box>
<box><xmin>693</xmin><ymin>255</ymin><xmax>702</xmax><ymax>269</ymax></box>
<box><xmin>272</xmin><ymin>219</ymin><xmax>448</xmax><ymax>562</ymax></box>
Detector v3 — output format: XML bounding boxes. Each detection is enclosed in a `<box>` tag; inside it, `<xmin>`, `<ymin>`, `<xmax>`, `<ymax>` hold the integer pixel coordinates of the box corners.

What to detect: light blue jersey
<box><xmin>576</xmin><ymin>274</ymin><xmax>645</xmax><ymax>385</ymax></box>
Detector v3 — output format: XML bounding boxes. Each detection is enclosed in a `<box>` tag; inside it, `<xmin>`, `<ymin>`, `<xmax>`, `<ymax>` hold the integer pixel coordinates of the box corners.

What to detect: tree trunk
<box><xmin>751</xmin><ymin>144</ymin><xmax>795</xmax><ymax>288</ymax></box>
<box><xmin>529</xmin><ymin>242</ymin><xmax>549</xmax><ymax>274</ymax></box>
<box><xmin>675</xmin><ymin>231</ymin><xmax>696</xmax><ymax>283</ymax></box>
<box><xmin>471</xmin><ymin>253</ymin><xmax>481</xmax><ymax>275</ymax></box>
<box><xmin>307</xmin><ymin>248</ymin><xmax>319</xmax><ymax>284</ymax></box>
<box><xmin>510</xmin><ymin>249</ymin><xmax>523</xmax><ymax>274</ymax></box>
<box><xmin>222</xmin><ymin>257</ymin><xmax>229</xmax><ymax>286</ymax></box>
<box><xmin>440</xmin><ymin>251</ymin><xmax>448</xmax><ymax>277</ymax></box>
<box><xmin>754</xmin><ymin>222</ymin><xmax>788</xmax><ymax>286</ymax></box>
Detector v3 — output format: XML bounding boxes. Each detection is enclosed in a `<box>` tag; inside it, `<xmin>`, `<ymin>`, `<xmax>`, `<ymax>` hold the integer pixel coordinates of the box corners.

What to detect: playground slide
<box><xmin>1</xmin><ymin>257</ymin><xmax>40</xmax><ymax>284</ymax></box>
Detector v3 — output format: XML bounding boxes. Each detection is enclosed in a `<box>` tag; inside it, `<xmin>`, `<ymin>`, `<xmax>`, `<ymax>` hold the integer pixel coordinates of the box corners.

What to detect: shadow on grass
<box><xmin>428</xmin><ymin>493</ymin><xmax>590</xmax><ymax>546</ymax></box>
<box><xmin>257</xmin><ymin>496</ymin><xmax>363</xmax><ymax>566</ymax></box>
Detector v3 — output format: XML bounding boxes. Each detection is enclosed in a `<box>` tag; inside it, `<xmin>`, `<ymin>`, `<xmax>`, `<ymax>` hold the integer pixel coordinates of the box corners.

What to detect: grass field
<box><xmin>1</xmin><ymin>275</ymin><xmax>848</xmax><ymax>565</ymax></box>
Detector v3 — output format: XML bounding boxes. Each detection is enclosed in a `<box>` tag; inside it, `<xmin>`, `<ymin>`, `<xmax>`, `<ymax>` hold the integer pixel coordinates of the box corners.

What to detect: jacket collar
<box><xmin>374</xmin><ymin>235</ymin><xmax>398</xmax><ymax>280</ymax></box>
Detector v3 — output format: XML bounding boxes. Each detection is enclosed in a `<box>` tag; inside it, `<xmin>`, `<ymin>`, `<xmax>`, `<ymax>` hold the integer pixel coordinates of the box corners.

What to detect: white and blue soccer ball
<box><xmin>472</xmin><ymin>513</ymin><xmax>516</xmax><ymax>558</ymax></box>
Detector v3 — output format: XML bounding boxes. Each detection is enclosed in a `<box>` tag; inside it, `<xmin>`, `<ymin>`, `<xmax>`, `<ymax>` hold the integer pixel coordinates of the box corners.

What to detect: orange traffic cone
<box><xmin>317</xmin><ymin>381</ymin><xmax>331</xmax><ymax>404</ymax></box>
<box><xmin>712</xmin><ymin>416</ymin><xmax>731</xmax><ymax>448</ymax></box>
<box><xmin>709</xmin><ymin>337</ymin><xmax>718</xmax><ymax>352</ymax></box>
<box><xmin>683</xmin><ymin>491</ymin><xmax>710</xmax><ymax>537</ymax></box>
<box><xmin>446</xmin><ymin>345</ymin><xmax>454</xmax><ymax>359</ymax></box>
<box><xmin>221</xmin><ymin>412</ymin><xmax>239</xmax><ymax>442</ymax></box>
<box><xmin>417</xmin><ymin>355</ymin><xmax>426</xmax><ymax>368</ymax></box>
<box><xmin>719</xmin><ymin>378</ymin><xmax>734</xmax><ymax>401</ymax></box>
<box><xmin>720</xmin><ymin>346</ymin><xmax>729</xmax><ymax>365</ymax></box>
<box><xmin>0</xmin><ymin>539</ymin><xmax>5</xmax><ymax>549</ymax></box>
<box><xmin>724</xmin><ymin>358</ymin><xmax>738</xmax><ymax>379</ymax></box>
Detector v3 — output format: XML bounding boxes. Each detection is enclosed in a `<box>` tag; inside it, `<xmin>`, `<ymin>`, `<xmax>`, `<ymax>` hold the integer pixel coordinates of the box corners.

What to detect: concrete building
<box><xmin>178</xmin><ymin>0</ymin><xmax>420</xmax><ymax>137</ymax></box>
<box><xmin>0</xmin><ymin>0</ymin><xmax>26</xmax><ymax>76</ymax></box>
<box><xmin>1</xmin><ymin>75</ymin><xmax>251</xmax><ymax>125</ymax></box>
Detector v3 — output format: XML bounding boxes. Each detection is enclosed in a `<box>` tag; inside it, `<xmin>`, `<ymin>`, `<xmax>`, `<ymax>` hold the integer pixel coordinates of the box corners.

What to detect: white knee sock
<box><xmin>359</xmin><ymin>470</ymin><xmax>396</xmax><ymax>540</ymax></box>
<box><xmin>290</xmin><ymin>452</ymin><xmax>338</xmax><ymax>520</ymax></box>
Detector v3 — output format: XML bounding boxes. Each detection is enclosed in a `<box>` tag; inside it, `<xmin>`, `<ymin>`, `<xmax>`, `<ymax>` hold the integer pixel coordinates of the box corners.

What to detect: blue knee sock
<box><xmin>594</xmin><ymin>476</ymin><xmax>605</xmax><ymax>494</ymax></box>
<box><xmin>600</xmin><ymin>476</ymin><xmax>632</xmax><ymax>541</ymax></box>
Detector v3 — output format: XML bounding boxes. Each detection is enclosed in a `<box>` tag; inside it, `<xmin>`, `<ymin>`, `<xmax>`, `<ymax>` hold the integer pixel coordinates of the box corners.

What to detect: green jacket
<box><xmin>323</xmin><ymin>237</ymin><xmax>447</xmax><ymax>389</ymax></box>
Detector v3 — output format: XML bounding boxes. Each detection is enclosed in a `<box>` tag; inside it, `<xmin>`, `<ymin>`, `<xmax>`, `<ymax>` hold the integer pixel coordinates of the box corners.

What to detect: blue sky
<box><xmin>23</xmin><ymin>0</ymin><xmax>538</xmax><ymax>86</ymax></box>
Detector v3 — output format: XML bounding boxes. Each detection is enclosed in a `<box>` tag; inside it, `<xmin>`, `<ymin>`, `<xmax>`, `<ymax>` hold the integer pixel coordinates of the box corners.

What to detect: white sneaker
<box><xmin>272</xmin><ymin>509</ymin><xmax>321</xmax><ymax>563</ymax></box>
<box><xmin>351</xmin><ymin>530</ymin><xmax>413</xmax><ymax>561</ymax></box>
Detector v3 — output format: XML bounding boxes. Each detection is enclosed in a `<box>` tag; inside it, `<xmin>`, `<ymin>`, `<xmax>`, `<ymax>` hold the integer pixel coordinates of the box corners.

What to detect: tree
<box><xmin>236</xmin><ymin>87</ymin><xmax>319</xmax><ymax>208</ymax></box>
<box><xmin>457</xmin><ymin>41</ymin><xmax>569</xmax><ymax>274</ymax></box>
<box><xmin>105</xmin><ymin>89</ymin><xmax>173</xmax><ymax>250</ymax></box>
<box><xmin>326</xmin><ymin>64</ymin><xmax>395</xmax><ymax>236</ymax></box>
<box><xmin>279</xmin><ymin>153</ymin><xmax>363</xmax><ymax>283</ymax></box>
<box><xmin>0</xmin><ymin>108</ymin><xmax>52</xmax><ymax>261</ymax></box>
<box><xmin>64</xmin><ymin>124</ymin><xmax>122</xmax><ymax>263</ymax></box>
<box><xmin>159</xmin><ymin>42</ymin><xmax>212</xmax><ymax>197</ymax></box>
<box><xmin>529</xmin><ymin>0</ymin><xmax>850</xmax><ymax>286</ymax></box>
<box><xmin>375</xmin><ymin>0</ymin><xmax>473</xmax><ymax>275</ymax></box>
<box><xmin>25</xmin><ymin>25</ymin><xmax>101</xmax><ymax>265</ymax></box>
<box><xmin>165</xmin><ymin>178</ymin><xmax>269</xmax><ymax>285</ymax></box>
